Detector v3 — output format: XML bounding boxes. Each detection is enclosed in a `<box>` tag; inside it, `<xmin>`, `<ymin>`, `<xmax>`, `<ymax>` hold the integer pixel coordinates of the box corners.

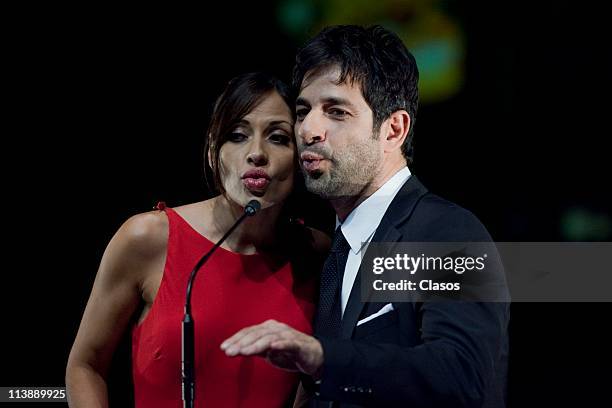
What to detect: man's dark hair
<box><xmin>204</xmin><ymin>72</ymin><xmax>293</xmax><ymax>195</ymax></box>
<box><xmin>293</xmin><ymin>25</ymin><xmax>419</xmax><ymax>164</ymax></box>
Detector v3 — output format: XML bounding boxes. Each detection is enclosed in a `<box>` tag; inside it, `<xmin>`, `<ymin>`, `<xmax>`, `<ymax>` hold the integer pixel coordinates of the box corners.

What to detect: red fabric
<box><xmin>132</xmin><ymin>207</ymin><xmax>316</xmax><ymax>407</ymax></box>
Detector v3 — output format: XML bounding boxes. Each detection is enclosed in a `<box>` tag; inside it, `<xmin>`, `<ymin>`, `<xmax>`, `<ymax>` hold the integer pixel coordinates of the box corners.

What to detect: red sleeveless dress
<box><xmin>132</xmin><ymin>207</ymin><xmax>317</xmax><ymax>407</ymax></box>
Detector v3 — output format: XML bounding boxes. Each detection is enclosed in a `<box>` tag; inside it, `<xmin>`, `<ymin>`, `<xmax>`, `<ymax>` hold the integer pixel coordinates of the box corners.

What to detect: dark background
<box><xmin>2</xmin><ymin>1</ymin><xmax>611</xmax><ymax>406</ymax></box>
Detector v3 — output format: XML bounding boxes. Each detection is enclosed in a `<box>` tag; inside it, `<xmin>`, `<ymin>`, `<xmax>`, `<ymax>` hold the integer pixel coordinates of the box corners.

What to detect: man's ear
<box><xmin>383</xmin><ymin>110</ymin><xmax>410</xmax><ymax>153</ymax></box>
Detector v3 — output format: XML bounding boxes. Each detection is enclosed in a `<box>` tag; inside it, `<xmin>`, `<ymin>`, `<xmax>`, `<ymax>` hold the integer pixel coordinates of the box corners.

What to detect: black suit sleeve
<box><xmin>316</xmin><ymin>206</ymin><xmax>510</xmax><ymax>408</ymax></box>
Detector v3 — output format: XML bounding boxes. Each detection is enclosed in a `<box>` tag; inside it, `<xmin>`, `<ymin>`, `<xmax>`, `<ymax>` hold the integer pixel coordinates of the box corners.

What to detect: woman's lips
<box><xmin>241</xmin><ymin>169</ymin><xmax>271</xmax><ymax>191</ymax></box>
<box><xmin>242</xmin><ymin>177</ymin><xmax>270</xmax><ymax>190</ymax></box>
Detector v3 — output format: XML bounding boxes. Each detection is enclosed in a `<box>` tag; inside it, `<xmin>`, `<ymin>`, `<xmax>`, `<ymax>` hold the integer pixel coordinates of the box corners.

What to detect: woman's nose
<box><xmin>246</xmin><ymin>139</ymin><xmax>268</xmax><ymax>166</ymax></box>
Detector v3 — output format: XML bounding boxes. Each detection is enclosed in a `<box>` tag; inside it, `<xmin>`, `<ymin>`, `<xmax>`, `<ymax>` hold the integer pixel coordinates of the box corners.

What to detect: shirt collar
<box><xmin>336</xmin><ymin>166</ymin><xmax>411</xmax><ymax>254</ymax></box>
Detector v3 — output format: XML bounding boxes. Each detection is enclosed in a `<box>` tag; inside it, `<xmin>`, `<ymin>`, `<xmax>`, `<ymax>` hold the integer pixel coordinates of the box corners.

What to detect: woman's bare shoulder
<box><xmin>116</xmin><ymin>210</ymin><xmax>169</xmax><ymax>259</ymax></box>
<box><xmin>120</xmin><ymin>200</ymin><xmax>213</xmax><ymax>251</ymax></box>
<box><xmin>91</xmin><ymin>210</ymin><xmax>170</xmax><ymax>294</ymax></box>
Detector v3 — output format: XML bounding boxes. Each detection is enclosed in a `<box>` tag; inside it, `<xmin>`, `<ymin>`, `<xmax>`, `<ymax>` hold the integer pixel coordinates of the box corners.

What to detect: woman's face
<box><xmin>219</xmin><ymin>91</ymin><xmax>296</xmax><ymax>209</ymax></box>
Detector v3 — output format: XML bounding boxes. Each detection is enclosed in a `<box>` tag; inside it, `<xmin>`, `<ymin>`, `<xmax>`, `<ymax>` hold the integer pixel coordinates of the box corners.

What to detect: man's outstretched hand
<box><xmin>220</xmin><ymin>319</ymin><xmax>324</xmax><ymax>378</ymax></box>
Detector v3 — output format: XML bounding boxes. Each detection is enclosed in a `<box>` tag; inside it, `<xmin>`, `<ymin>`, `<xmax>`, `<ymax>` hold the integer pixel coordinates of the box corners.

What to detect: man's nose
<box><xmin>297</xmin><ymin>112</ymin><xmax>327</xmax><ymax>146</ymax></box>
<box><xmin>246</xmin><ymin>138</ymin><xmax>268</xmax><ymax>166</ymax></box>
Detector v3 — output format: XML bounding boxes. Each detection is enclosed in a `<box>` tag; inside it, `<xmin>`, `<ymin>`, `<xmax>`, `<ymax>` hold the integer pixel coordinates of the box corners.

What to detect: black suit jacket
<box><xmin>309</xmin><ymin>175</ymin><xmax>510</xmax><ymax>408</ymax></box>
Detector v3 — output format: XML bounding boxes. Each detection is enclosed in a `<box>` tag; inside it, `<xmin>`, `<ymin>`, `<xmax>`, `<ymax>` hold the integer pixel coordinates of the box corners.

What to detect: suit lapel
<box><xmin>341</xmin><ymin>226</ymin><xmax>401</xmax><ymax>338</ymax></box>
<box><xmin>340</xmin><ymin>175</ymin><xmax>429</xmax><ymax>339</ymax></box>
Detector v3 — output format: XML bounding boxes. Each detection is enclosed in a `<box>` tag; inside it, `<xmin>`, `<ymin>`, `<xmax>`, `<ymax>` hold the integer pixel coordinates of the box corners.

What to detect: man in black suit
<box><xmin>222</xmin><ymin>25</ymin><xmax>509</xmax><ymax>408</ymax></box>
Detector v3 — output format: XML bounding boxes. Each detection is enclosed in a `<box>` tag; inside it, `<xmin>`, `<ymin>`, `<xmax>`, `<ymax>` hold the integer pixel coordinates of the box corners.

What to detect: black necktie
<box><xmin>315</xmin><ymin>227</ymin><xmax>351</xmax><ymax>338</ymax></box>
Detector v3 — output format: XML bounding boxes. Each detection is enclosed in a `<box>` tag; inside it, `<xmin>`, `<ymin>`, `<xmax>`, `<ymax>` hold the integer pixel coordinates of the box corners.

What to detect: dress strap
<box><xmin>154</xmin><ymin>201</ymin><xmax>167</xmax><ymax>211</ymax></box>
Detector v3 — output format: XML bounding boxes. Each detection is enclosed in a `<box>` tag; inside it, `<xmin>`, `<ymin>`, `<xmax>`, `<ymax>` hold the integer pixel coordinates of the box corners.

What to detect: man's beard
<box><xmin>301</xmin><ymin>134</ymin><xmax>381</xmax><ymax>199</ymax></box>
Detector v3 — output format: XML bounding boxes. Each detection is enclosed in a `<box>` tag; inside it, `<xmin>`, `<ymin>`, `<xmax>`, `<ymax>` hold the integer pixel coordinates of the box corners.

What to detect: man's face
<box><xmin>295</xmin><ymin>67</ymin><xmax>383</xmax><ymax>199</ymax></box>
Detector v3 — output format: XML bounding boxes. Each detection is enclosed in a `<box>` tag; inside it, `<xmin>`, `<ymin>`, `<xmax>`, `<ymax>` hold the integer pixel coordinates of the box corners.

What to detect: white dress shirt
<box><xmin>337</xmin><ymin>166</ymin><xmax>412</xmax><ymax>316</ymax></box>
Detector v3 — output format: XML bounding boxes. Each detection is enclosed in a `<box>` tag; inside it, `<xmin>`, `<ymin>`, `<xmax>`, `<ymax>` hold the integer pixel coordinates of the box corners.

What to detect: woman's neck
<box><xmin>209</xmin><ymin>195</ymin><xmax>283</xmax><ymax>254</ymax></box>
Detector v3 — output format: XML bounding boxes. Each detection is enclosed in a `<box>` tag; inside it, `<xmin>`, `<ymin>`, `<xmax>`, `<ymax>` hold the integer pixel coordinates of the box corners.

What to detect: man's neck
<box><xmin>331</xmin><ymin>162</ymin><xmax>407</xmax><ymax>223</ymax></box>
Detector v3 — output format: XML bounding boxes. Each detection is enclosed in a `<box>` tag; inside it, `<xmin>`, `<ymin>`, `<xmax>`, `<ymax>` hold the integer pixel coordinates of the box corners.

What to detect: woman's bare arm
<box><xmin>66</xmin><ymin>211</ymin><xmax>167</xmax><ymax>407</ymax></box>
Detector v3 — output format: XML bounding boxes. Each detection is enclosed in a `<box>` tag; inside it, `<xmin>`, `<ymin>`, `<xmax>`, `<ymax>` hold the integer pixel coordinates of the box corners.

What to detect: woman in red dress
<box><xmin>66</xmin><ymin>72</ymin><xmax>330</xmax><ymax>407</ymax></box>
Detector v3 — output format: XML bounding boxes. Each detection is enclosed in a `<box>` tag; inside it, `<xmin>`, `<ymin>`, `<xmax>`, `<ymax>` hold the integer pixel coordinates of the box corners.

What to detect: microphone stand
<box><xmin>182</xmin><ymin>200</ymin><xmax>261</xmax><ymax>408</ymax></box>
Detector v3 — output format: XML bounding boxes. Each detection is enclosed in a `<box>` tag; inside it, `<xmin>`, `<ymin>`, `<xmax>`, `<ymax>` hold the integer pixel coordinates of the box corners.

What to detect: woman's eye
<box><xmin>269</xmin><ymin>133</ymin><xmax>291</xmax><ymax>145</ymax></box>
<box><xmin>228</xmin><ymin>132</ymin><xmax>247</xmax><ymax>142</ymax></box>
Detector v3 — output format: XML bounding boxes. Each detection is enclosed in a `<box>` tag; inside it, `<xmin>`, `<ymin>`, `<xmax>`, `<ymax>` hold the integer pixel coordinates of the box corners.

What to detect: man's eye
<box><xmin>228</xmin><ymin>132</ymin><xmax>247</xmax><ymax>142</ymax></box>
<box><xmin>329</xmin><ymin>108</ymin><xmax>347</xmax><ymax>118</ymax></box>
<box><xmin>269</xmin><ymin>133</ymin><xmax>291</xmax><ymax>145</ymax></box>
<box><xmin>295</xmin><ymin>108</ymin><xmax>309</xmax><ymax>121</ymax></box>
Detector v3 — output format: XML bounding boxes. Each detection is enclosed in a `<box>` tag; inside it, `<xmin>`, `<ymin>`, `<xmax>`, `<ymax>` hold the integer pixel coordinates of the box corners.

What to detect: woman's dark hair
<box><xmin>204</xmin><ymin>72</ymin><xmax>294</xmax><ymax>195</ymax></box>
<box><xmin>293</xmin><ymin>25</ymin><xmax>419</xmax><ymax>164</ymax></box>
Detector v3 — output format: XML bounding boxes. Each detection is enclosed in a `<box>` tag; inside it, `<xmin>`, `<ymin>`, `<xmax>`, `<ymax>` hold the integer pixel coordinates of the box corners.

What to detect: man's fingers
<box><xmin>220</xmin><ymin>320</ymin><xmax>280</xmax><ymax>350</ymax></box>
<box><xmin>223</xmin><ymin>321</ymin><xmax>289</xmax><ymax>355</ymax></box>
<box><xmin>221</xmin><ymin>323</ymin><xmax>322</xmax><ymax>376</ymax></box>
<box><xmin>223</xmin><ymin>327</ymin><xmax>271</xmax><ymax>355</ymax></box>
<box><xmin>233</xmin><ymin>333</ymin><xmax>280</xmax><ymax>356</ymax></box>
<box><xmin>220</xmin><ymin>325</ymin><xmax>258</xmax><ymax>351</ymax></box>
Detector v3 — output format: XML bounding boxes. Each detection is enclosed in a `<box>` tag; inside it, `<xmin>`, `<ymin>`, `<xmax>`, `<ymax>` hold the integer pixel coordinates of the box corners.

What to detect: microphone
<box><xmin>182</xmin><ymin>199</ymin><xmax>261</xmax><ymax>408</ymax></box>
<box><xmin>244</xmin><ymin>199</ymin><xmax>261</xmax><ymax>216</ymax></box>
